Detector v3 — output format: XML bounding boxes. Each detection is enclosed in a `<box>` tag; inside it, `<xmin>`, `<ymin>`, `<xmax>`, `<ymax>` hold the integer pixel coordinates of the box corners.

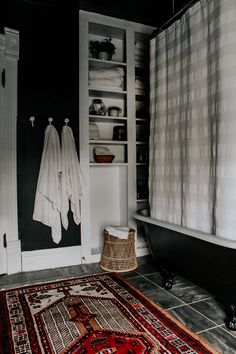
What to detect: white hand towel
<box><xmin>33</xmin><ymin>124</ymin><xmax>62</xmax><ymax>243</ymax></box>
<box><xmin>60</xmin><ymin>125</ymin><xmax>86</xmax><ymax>230</ymax></box>
<box><xmin>105</xmin><ymin>226</ymin><xmax>130</xmax><ymax>239</ymax></box>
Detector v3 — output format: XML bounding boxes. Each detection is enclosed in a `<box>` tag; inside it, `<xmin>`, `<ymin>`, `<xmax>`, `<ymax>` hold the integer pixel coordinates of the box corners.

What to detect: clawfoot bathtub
<box><xmin>133</xmin><ymin>208</ymin><xmax>236</xmax><ymax>331</ymax></box>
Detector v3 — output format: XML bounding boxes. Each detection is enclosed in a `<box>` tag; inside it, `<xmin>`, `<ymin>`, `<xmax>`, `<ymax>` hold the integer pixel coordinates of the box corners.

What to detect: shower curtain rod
<box><xmin>151</xmin><ymin>0</ymin><xmax>200</xmax><ymax>38</ymax></box>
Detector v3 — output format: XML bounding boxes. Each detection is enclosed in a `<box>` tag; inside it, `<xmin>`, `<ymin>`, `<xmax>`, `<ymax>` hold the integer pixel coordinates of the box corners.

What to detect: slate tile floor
<box><xmin>0</xmin><ymin>255</ymin><xmax>236</xmax><ymax>353</ymax></box>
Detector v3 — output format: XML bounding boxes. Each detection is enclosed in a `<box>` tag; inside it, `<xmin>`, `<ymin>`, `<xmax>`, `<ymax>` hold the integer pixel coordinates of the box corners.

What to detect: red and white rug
<box><xmin>0</xmin><ymin>272</ymin><xmax>219</xmax><ymax>353</ymax></box>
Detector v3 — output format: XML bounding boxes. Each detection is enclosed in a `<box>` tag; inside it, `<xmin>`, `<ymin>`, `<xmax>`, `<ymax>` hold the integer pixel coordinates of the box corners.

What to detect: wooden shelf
<box><xmin>89</xmin><ymin>58</ymin><xmax>126</xmax><ymax>68</ymax></box>
<box><xmin>89</xmin><ymin>88</ymin><xmax>127</xmax><ymax>98</ymax></box>
<box><xmin>90</xmin><ymin>163</ymin><xmax>127</xmax><ymax>166</ymax></box>
<box><xmin>89</xmin><ymin>115</ymin><xmax>127</xmax><ymax>123</ymax></box>
<box><xmin>89</xmin><ymin>139</ymin><xmax>128</xmax><ymax>144</ymax></box>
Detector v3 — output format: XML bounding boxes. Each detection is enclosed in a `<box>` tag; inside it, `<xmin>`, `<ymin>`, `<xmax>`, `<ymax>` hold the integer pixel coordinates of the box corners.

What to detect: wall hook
<box><xmin>48</xmin><ymin>117</ymin><xmax>53</xmax><ymax>125</ymax></box>
<box><xmin>64</xmin><ymin>118</ymin><xmax>69</xmax><ymax>125</ymax></box>
<box><xmin>29</xmin><ymin>116</ymin><xmax>35</xmax><ymax>127</ymax></box>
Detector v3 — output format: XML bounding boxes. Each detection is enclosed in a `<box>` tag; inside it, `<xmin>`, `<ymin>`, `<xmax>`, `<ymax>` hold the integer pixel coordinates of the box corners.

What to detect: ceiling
<box><xmin>1</xmin><ymin>0</ymin><xmax>196</xmax><ymax>33</ymax></box>
<box><xmin>78</xmin><ymin>0</ymin><xmax>195</xmax><ymax>27</ymax></box>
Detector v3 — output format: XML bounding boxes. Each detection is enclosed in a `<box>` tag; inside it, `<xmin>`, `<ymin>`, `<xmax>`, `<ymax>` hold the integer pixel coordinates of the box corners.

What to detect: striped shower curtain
<box><xmin>149</xmin><ymin>0</ymin><xmax>236</xmax><ymax>240</ymax></box>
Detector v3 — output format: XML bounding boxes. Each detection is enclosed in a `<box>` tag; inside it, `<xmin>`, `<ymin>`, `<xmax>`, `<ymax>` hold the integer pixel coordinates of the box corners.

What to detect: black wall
<box><xmin>15</xmin><ymin>1</ymin><xmax>80</xmax><ymax>251</ymax></box>
<box><xmin>1</xmin><ymin>0</ymin><xmax>192</xmax><ymax>251</ymax></box>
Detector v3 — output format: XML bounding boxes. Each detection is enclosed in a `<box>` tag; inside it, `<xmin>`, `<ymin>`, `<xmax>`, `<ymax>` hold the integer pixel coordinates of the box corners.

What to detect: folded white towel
<box><xmin>89</xmin><ymin>67</ymin><xmax>125</xmax><ymax>80</ymax></box>
<box><xmin>33</xmin><ymin>124</ymin><xmax>62</xmax><ymax>244</ymax></box>
<box><xmin>89</xmin><ymin>123</ymin><xmax>100</xmax><ymax>140</ymax></box>
<box><xmin>94</xmin><ymin>146</ymin><xmax>113</xmax><ymax>155</ymax></box>
<box><xmin>105</xmin><ymin>226</ymin><xmax>130</xmax><ymax>239</ymax></box>
<box><xmin>135</xmin><ymin>41</ymin><xmax>146</xmax><ymax>49</ymax></box>
<box><xmin>89</xmin><ymin>85</ymin><xmax>124</xmax><ymax>92</ymax></box>
<box><xmin>89</xmin><ymin>77</ymin><xmax>124</xmax><ymax>87</ymax></box>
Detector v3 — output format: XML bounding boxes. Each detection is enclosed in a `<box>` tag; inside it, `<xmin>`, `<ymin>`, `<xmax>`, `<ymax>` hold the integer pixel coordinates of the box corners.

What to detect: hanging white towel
<box><xmin>33</xmin><ymin>124</ymin><xmax>62</xmax><ymax>243</ymax></box>
<box><xmin>60</xmin><ymin>125</ymin><xmax>86</xmax><ymax>230</ymax></box>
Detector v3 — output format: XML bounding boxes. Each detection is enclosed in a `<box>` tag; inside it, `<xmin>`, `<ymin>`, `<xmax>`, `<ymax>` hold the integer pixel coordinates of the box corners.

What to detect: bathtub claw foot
<box><xmin>162</xmin><ymin>270</ymin><xmax>175</xmax><ymax>290</ymax></box>
<box><xmin>225</xmin><ymin>305</ymin><xmax>236</xmax><ymax>331</ymax></box>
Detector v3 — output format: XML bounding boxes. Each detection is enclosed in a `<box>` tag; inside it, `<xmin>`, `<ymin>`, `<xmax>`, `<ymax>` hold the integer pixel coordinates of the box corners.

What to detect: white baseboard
<box><xmin>21</xmin><ymin>246</ymin><xmax>82</xmax><ymax>272</ymax></box>
<box><xmin>7</xmin><ymin>239</ymin><xmax>22</xmax><ymax>275</ymax></box>
<box><xmin>89</xmin><ymin>246</ymin><xmax>150</xmax><ymax>265</ymax></box>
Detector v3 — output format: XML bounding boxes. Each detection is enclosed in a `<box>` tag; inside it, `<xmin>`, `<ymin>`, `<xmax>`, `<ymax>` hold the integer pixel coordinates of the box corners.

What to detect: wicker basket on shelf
<box><xmin>94</xmin><ymin>154</ymin><xmax>115</xmax><ymax>163</ymax></box>
<box><xmin>100</xmin><ymin>228</ymin><xmax>138</xmax><ymax>272</ymax></box>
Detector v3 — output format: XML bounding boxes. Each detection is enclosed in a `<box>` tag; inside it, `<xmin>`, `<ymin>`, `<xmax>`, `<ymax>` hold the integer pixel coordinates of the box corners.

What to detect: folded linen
<box><xmin>94</xmin><ymin>146</ymin><xmax>113</xmax><ymax>155</ymax></box>
<box><xmin>89</xmin><ymin>123</ymin><xmax>100</xmax><ymax>140</ymax></box>
<box><xmin>105</xmin><ymin>226</ymin><xmax>130</xmax><ymax>239</ymax></box>
<box><xmin>89</xmin><ymin>85</ymin><xmax>124</xmax><ymax>91</ymax></box>
<box><xmin>89</xmin><ymin>67</ymin><xmax>125</xmax><ymax>80</ymax></box>
<box><xmin>135</xmin><ymin>79</ymin><xmax>147</xmax><ymax>92</ymax></box>
<box><xmin>89</xmin><ymin>77</ymin><xmax>124</xmax><ymax>88</ymax></box>
<box><xmin>135</xmin><ymin>41</ymin><xmax>146</xmax><ymax>49</ymax></box>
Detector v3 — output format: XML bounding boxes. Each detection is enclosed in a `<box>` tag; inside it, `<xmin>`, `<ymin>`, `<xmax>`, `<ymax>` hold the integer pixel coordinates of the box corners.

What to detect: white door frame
<box><xmin>0</xmin><ymin>28</ymin><xmax>21</xmax><ymax>274</ymax></box>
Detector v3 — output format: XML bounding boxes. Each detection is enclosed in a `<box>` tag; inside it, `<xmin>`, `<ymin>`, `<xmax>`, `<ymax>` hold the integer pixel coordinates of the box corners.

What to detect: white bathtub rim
<box><xmin>133</xmin><ymin>212</ymin><xmax>236</xmax><ymax>250</ymax></box>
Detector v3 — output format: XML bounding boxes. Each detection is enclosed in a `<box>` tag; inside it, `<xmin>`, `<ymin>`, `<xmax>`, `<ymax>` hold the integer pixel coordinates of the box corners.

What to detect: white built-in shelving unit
<box><xmin>79</xmin><ymin>10</ymin><xmax>154</xmax><ymax>263</ymax></box>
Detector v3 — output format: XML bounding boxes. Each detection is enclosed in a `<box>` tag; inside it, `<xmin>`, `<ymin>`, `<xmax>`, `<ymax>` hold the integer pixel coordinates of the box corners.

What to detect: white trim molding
<box><xmin>0</xmin><ymin>27</ymin><xmax>21</xmax><ymax>275</ymax></box>
<box><xmin>21</xmin><ymin>246</ymin><xmax>82</xmax><ymax>272</ymax></box>
<box><xmin>6</xmin><ymin>240</ymin><xmax>21</xmax><ymax>274</ymax></box>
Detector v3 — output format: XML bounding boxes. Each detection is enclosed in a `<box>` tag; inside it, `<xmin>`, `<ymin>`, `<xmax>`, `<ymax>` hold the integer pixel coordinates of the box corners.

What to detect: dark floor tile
<box><xmin>136</xmin><ymin>255</ymin><xmax>154</xmax><ymax>265</ymax></box>
<box><xmin>119</xmin><ymin>270</ymin><xmax>140</xmax><ymax>279</ymax></box>
<box><xmin>168</xmin><ymin>305</ymin><xmax>216</xmax><ymax>333</ymax></box>
<box><xmin>59</xmin><ymin>264</ymin><xmax>87</xmax><ymax>278</ymax></box>
<box><xmin>26</xmin><ymin>268</ymin><xmax>64</xmax><ymax>283</ymax></box>
<box><xmin>81</xmin><ymin>263</ymin><xmax>106</xmax><ymax>274</ymax></box>
<box><xmin>0</xmin><ymin>272</ymin><xmax>29</xmax><ymax>289</ymax></box>
<box><xmin>190</xmin><ymin>298</ymin><xmax>227</xmax><ymax>326</ymax></box>
<box><xmin>146</xmin><ymin>272</ymin><xmax>188</xmax><ymax>288</ymax></box>
<box><xmin>145</xmin><ymin>288</ymin><xmax>184</xmax><ymax>309</ymax></box>
<box><xmin>200</xmin><ymin>327</ymin><xmax>236</xmax><ymax>354</ymax></box>
<box><xmin>127</xmin><ymin>275</ymin><xmax>160</xmax><ymax>293</ymax></box>
<box><xmin>136</xmin><ymin>261</ymin><xmax>160</xmax><ymax>275</ymax></box>
<box><xmin>221</xmin><ymin>323</ymin><xmax>236</xmax><ymax>338</ymax></box>
<box><xmin>168</xmin><ymin>281</ymin><xmax>212</xmax><ymax>303</ymax></box>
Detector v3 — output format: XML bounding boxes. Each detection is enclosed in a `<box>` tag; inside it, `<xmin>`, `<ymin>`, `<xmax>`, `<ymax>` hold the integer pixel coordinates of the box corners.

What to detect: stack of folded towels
<box><xmin>89</xmin><ymin>67</ymin><xmax>125</xmax><ymax>91</ymax></box>
<box><xmin>89</xmin><ymin>123</ymin><xmax>100</xmax><ymax>140</ymax></box>
<box><xmin>135</xmin><ymin>77</ymin><xmax>147</xmax><ymax>93</ymax></box>
<box><xmin>135</xmin><ymin>40</ymin><xmax>148</xmax><ymax>66</ymax></box>
<box><xmin>94</xmin><ymin>146</ymin><xmax>113</xmax><ymax>155</ymax></box>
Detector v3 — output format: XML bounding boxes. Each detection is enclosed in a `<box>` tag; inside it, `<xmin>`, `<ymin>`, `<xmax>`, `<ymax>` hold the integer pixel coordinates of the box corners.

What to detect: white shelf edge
<box><xmin>89</xmin><ymin>115</ymin><xmax>127</xmax><ymax>122</ymax></box>
<box><xmin>136</xmin><ymin>141</ymin><xmax>148</xmax><ymax>145</ymax></box>
<box><xmin>89</xmin><ymin>88</ymin><xmax>127</xmax><ymax>94</ymax></box>
<box><xmin>89</xmin><ymin>58</ymin><xmax>126</xmax><ymax>66</ymax></box>
<box><xmin>90</xmin><ymin>163</ymin><xmax>127</xmax><ymax>166</ymax></box>
<box><xmin>89</xmin><ymin>139</ymin><xmax>128</xmax><ymax>144</ymax></box>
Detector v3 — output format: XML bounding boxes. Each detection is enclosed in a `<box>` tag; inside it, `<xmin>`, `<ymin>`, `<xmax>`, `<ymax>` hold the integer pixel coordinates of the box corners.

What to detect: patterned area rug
<box><xmin>0</xmin><ymin>272</ymin><xmax>219</xmax><ymax>354</ymax></box>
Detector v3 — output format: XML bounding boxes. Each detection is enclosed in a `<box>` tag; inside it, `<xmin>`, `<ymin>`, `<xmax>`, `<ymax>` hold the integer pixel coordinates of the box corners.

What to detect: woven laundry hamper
<box><xmin>100</xmin><ymin>228</ymin><xmax>138</xmax><ymax>272</ymax></box>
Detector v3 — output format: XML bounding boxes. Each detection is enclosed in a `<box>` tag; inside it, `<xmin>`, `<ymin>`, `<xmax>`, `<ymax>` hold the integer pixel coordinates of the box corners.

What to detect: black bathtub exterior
<box><xmin>134</xmin><ymin>209</ymin><xmax>236</xmax><ymax>331</ymax></box>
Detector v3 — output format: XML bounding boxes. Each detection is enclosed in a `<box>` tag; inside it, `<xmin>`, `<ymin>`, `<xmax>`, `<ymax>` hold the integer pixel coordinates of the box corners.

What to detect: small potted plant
<box><xmin>89</xmin><ymin>37</ymin><xmax>116</xmax><ymax>61</ymax></box>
